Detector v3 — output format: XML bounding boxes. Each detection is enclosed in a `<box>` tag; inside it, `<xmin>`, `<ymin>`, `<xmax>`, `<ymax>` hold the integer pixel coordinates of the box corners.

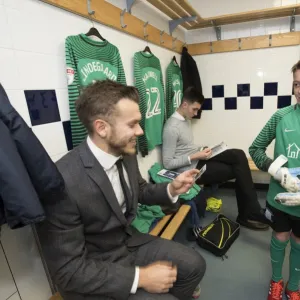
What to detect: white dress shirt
<box><xmin>87</xmin><ymin>137</ymin><xmax>178</xmax><ymax>294</ymax></box>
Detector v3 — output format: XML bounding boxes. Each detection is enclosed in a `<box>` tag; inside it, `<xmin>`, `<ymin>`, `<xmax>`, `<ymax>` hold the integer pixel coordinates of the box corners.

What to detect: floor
<box><xmin>174</xmin><ymin>188</ymin><xmax>291</xmax><ymax>300</ymax></box>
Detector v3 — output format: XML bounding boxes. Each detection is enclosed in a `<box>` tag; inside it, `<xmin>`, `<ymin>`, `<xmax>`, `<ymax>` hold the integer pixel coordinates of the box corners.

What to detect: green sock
<box><xmin>287</xmin><ymin>237</ymin><xmax>300</xmax><ymax>291</ymax></box>
<box><xmin>270</xmin><ymin>235</ymin><xmax>289</xmax><ymax>282</ymax></box>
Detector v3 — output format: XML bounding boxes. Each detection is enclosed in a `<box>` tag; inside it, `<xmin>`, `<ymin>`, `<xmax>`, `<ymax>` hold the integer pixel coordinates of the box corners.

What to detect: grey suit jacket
<box><xmin>37</xmin><ymin>141</ymin><xmax>173</xmax><ymax>300</ymax></box>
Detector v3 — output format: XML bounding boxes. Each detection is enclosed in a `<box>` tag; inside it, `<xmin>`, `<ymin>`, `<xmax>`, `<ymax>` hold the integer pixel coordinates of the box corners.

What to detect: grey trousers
<box><xmin>59</xmin><ymin>238</ymin><xmax>206</xmax><ymax>300</ymax></box>
<box><xmin>128</xmin><ymin>237</ymin><xmax>206</xmax><ymax>300</ymax></box>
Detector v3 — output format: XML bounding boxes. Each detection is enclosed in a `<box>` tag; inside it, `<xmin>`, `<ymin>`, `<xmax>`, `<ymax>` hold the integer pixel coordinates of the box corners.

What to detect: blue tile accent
<box><xmin>63</xmin><ymin>121</ymin><xmax>73</xmax><ymax>150</ymax></box>
<box><xmin>278</xmin><ymin>95</ymin><xmax>292</xmax><ymax>109</ymax></box>
<box><xmin>264</xmin><ymin>82</ymin><xmax>278</xmax><ymax>96</ymax></box>
<box><xmin>251</xmin><ymin>97</ymin><xmax>263</xmax><ymax>109</ymax></box>
<box><xmin>237</xmin><ymin>84</ymin><xmax>250</xmax><ymax>97</ymax></box>
<box><xmin>225</xmin><ymin>97</ymin><xmax>237</xmax><ymax>110</ymax></box>
<box><xmin>202</xmin><ymin>98</ymin><xmax>212</xmax><ymax>110</ymax></box>
<box><xmin>212</xmin><ymin>85</ymin><xmax>224</xmax><ymax>98</ymax></box>
<box><xmin>24</xmin><ymin>90</ymin><xmax>60</xmax><ymax>126</ymax></box>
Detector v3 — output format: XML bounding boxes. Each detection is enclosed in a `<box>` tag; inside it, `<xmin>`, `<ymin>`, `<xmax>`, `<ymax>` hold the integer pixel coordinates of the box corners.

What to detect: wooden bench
<box><xmin>248</xmin><ymin>158</ymin><xmax>259</xmax><ymax>171</ymax></box>
<box><xmin>49</xmin><ymin>205</ymin><xmax>191</xmax><ymax>300</ymax></box>
<box><xmin>150</xmin><ymin>204</ymin><xmax>191</xmax><ymax>240</ymax></box>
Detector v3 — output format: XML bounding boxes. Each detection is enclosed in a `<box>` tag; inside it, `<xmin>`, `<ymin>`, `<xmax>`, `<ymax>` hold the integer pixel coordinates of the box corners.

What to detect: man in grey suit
<box><xmin>37</xmin><ymin>80</ymin><xmax>206</xmax><ymax>300</ymax></box>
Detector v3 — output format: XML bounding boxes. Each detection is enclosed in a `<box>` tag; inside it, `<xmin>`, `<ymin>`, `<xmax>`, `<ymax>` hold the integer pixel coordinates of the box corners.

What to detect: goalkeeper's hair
<box><xmin>291</xmin><ymin>60</ymin><xmax>300</xmax><ymax>74</ymax></box>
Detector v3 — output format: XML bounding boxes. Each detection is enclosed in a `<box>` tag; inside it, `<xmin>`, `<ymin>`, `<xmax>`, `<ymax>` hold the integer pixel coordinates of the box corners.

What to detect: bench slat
<box><xmin>160</xmin><ymin>205</ymin><xmax>191</xmax><ymax>240</ymax></box>
<box><xmin>248</xmin><ymin>158</ymin><xmax>259</xmax><ymax>171</ymax></box>
<box><xmin>149</xmin><ymin>214</ymin><xmax>172</xmax><ymax>236</ymax></box>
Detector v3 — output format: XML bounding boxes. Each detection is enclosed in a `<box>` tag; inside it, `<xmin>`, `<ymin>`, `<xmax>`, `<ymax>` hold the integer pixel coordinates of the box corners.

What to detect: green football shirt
<box><xmin>166</xmin><ymin>60</ymin><xmax>183</xmax><ymax>119</ymax></box>
<box><xmin>65</xmin><ymin>34</ymin><xmax>126</xmax><ymax>147</ymax></box>
<box><xmin>134</xmin><ymin>51</ymin><xmax>165</xmax><ymax>156</ymax></box>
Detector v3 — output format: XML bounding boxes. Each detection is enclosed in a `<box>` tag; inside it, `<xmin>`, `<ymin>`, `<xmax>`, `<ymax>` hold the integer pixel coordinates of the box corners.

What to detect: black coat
<box><xmin>0</xmin><ymin>83</ymin><xmax>64</xmax><ymax>229</ymax></box>
<box><xmin>180</xmin><ymin>47</ymin><xmax>203</xmax><ymax>118</ymax></box>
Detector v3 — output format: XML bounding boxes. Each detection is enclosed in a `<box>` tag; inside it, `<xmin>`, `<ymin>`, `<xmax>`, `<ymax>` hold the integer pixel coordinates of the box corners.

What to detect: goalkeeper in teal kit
<box><xmin>250</xmin><ymin>61</ymin><xmax>300</xmax><ymax>300</ymax></box>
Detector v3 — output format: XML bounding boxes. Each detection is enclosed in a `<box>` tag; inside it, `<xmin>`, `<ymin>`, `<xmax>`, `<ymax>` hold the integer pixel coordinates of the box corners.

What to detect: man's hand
<box><xmin>190</xmin><ymin>148</ymin><xmax>212</xmax><ymax>161</ymax></box>
<box><xmin>168</xmin><ymin>169</ymin><xmax>199</xmax><ymax>197</ymax></box>
<box><xmin>138</xmin><ymin>261</ymin><xmax>177</xmax><ymax>294</ymax></box>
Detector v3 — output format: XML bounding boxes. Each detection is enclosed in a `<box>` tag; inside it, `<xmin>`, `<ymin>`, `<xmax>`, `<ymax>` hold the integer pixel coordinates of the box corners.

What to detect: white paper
<box><xmin>209</xmin><ymin>142</ymin><xmax>228</xmax><ymax>159</ymax></box>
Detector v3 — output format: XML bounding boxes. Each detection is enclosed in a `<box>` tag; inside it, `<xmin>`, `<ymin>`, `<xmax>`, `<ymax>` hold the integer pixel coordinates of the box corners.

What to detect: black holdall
<box><xmin>193</xmin><ymin>214</ymin><xmax>240</xmax><ymax>259</ymax></box>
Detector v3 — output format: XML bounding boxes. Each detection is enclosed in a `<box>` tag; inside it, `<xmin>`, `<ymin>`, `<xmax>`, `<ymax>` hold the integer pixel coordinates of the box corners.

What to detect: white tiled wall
<box><xmin>0</xmin><ymin>0</ymin><xmax>182</xmax><ymax>299</ymax></box>
<box><xmin>191</xmin><ymin>46</ymin><xmax>300</xmax><ymax>182</ymax></box>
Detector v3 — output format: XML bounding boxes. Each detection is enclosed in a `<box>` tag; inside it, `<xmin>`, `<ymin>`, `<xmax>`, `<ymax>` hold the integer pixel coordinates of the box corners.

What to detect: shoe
<box><xmin>236</xmin><ymin>216</ymin><xmax>269</xmax><ymax>231</ymax></box>
<box><xmin>285</xmin><ymin>285</ymin><xmax>300</xmax><ymax>299</ymax></box>
<box><xmin>192</xmin><ymin>285</ymin><xmax>201</xmax><ymax>299</ymax></box>
<box><xmin>268</xmin><ymin>279</ymin><xmax>284</xmax><ymax>300</ymax></box>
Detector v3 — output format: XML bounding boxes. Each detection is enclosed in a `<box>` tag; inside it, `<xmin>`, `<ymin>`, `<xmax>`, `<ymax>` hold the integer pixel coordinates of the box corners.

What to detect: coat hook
<box><xmin>172</xmin><ymin>37</ymin><xmax>177</xmax><ymax>50</ymax></box>
<box><xmin>87</xmin><ymin>0</ymin><xmax>95</xmax><ymax>15</ymax></box>
<box><xmin>144</xmin><ymin>21</ymin><xmax>149</xmax><ymax>39</ymax></box>
<box><xmin>160</xmin><ymin>30</ymin><xmax>165</xmax><ymax>44</ymax></box>
<box><xmin>120</xmin><ymin>9</ymin><xmax>127</xmax><ymax>28</ymax></box>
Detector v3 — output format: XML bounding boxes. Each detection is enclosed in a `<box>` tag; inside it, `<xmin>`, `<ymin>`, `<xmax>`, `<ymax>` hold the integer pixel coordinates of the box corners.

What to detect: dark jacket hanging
<box><xmin>0</xmin><ymin>119</ymin><xmax>45</xmax><ymax>229</ymax></box>
<box><xmin>180</xmin><ymin>46</ymin><xmax>203</xmax><ymax>119</ymax></box>
<box><xmin>0</xmin><ymin>83</ymin><xmax>65</xmax><ymax>229</ymax></box>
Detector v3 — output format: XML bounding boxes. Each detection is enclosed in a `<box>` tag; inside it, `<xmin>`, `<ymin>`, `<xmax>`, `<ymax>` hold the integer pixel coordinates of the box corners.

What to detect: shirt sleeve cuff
<box><xmin>167</xmin><ymin>184</ymin><xmax>179</xmax><ymax>203</ymax></box>
<box><xmin>188</xmin><ymin>156</ymin><xmax>191</xmax><ymax>164</ymax></box>
<box><xmin>130</xmin><ymin>267</ymin><xmax>139</xmax><ymax>294</ymax></box>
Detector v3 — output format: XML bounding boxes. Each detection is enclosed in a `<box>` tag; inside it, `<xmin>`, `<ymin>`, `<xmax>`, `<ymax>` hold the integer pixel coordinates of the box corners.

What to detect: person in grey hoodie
<box><xmin>162</xmin><ymin>86</ymin><xmax>268</xmax><ymax>231</ymax></box>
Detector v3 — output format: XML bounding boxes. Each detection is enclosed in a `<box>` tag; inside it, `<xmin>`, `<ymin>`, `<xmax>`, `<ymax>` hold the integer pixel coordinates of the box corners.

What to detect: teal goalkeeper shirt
<box><xmin>249</xmin><ymin>104</ymin><xmax>300</xmax><ymax>217</ymax></box>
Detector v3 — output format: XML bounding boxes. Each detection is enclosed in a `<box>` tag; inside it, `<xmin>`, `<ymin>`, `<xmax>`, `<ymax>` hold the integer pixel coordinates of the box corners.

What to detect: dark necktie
<box><xmin>116</xmin><ymin>159</ymin><xmax>132</xmax><ymax>217</ymax></box>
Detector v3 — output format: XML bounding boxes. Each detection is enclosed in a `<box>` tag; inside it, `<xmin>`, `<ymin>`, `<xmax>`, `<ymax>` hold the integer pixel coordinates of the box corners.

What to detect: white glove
<box><xmin>268</xmin><ymin>155</ymin><xmax>300</xmax><ymax>193</ymax></box>
<box><xmin>274</xmin><ymin>168</ymin><xmax>300</xmax><ymax>193</ymax></box>
<box><xmin>275</xmin><ymin>192</ymin><xmax>300</xmax><ymax>206</ymax></box>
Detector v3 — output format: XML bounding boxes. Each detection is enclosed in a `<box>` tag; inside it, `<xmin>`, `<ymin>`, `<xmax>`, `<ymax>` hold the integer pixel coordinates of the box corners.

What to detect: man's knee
<box><xmin>185</xmin><ymin>248</ymin><xmax>206</xmax><ymax>281</ymax></box>
<box><xmin>229</xmin><ymin>148</ymin><xmax>247</xmax><ymax>162</ymax></box>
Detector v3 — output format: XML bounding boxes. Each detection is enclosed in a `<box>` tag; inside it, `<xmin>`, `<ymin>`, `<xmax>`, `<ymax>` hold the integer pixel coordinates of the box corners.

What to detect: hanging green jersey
<box><xmin>249</xmin><ymin>104</ymin><xmax>300</xmax><ymax>217</ymax></box>
<box><xmin>65</xmin><ymin>34</ymin><xmax>126</xmax><ymax>148</ymax></box>
<box><xmin>166</xmin><ymin>60</ymin><xmax>183</xmax><ymax>119</ymax></box>
<box><xmin>134</xmin><ymin>51</ymin><xmax>165</xmax><ymax>156</ymax></box>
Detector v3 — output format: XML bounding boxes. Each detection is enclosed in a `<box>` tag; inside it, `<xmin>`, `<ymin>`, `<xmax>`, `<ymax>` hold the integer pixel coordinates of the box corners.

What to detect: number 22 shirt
<box><xmin>134</xmin><ymin>51</ymin><xmax>165</xmax><ymax>157</ymax></box>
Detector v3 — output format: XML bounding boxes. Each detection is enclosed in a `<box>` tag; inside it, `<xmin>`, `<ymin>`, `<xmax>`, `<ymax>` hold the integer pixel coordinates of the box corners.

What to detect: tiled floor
<box><xmin>174</xmin><ymin>188</ymin><xmax>291</xmax><ymax>300</ymax></box>
<box><xmin>0</xmin><ymin>225</ymin><xmax>52</xmax><ymax>300</ymax></box>
<box><xmin>0</xmin><ymin>243</ymin><xmax>17</xmax><ymax>300</ymax></box>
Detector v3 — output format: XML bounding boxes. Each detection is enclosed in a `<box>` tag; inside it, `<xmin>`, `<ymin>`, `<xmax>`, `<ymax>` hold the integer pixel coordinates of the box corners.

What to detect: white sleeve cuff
<box><xmin>188</xmin><ymin>156</ymin><xmax>191</xmax><ymax>164</ymax></box>
<box><xmin>130</xmin><ymin>267</ymin><xmax>139</xmax><ymax>294</ymax></box>
<box><xmin>268</xmin><ymin>154</ymin><xmax>288</xmax><ymax>177</ymax></box>
<box><xmin>167</xmin><ymin>184</ymin><xmax>179</xmax><ymax>203</ymax></box>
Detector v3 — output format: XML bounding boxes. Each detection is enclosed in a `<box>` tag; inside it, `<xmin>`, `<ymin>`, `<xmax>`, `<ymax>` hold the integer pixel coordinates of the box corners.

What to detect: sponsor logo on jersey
<box><xmin>66</xmin><ymin>67</ymin><xmax>75</xmax><ymax>85</ymax></box>
<box><xmin>287</xmin><ymin>143</ymin><xmax>300</xmax><ymax>159</ymax></box>
<box><xmin>80</xmin><ymin>62</ymin><xmax>117</xmax><ymax>82</ymax></box>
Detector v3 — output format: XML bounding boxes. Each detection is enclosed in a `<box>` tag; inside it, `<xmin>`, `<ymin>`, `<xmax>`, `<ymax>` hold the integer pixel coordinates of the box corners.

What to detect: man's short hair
<box><xmin>76</xmin><ymin>80</ymin><xmax>139</xmax><ymax>133</ymax></box>
<box><xmin>291</xmin><ymin>60</ymin><xmax>300</xmax><ymax>74</ymax></box>
<box><xmin>182</xmin><ymin>87</ymin><xmax>204</xmax><ymax>105</ymax></box>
